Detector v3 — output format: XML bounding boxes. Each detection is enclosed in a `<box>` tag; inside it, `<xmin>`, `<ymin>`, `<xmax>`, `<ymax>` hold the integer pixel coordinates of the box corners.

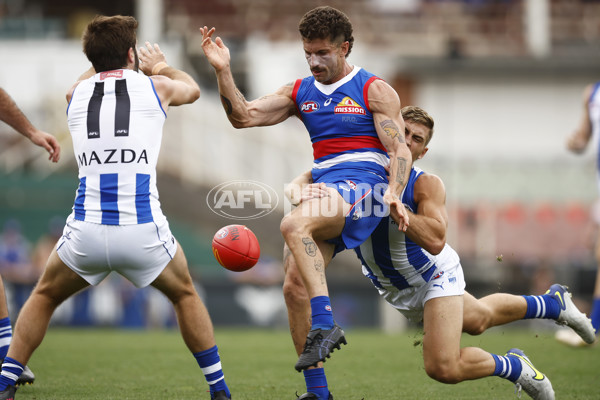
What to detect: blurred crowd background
<box><xmin>1</xmin><ymin>0</ymin><xmax>599</xmax><ymax>331</ymax></box>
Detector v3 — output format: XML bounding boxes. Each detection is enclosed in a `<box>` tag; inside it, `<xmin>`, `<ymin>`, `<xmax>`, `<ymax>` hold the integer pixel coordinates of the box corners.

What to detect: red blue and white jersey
<box><xmin>66</xmin><ymin>69</ymin><xmax>167</xmax><ymax>225</ymax></box>
<box><xmin>355</xmin><ymin>166</ymin><xmax>460</xmax><ymax>293</ymax></box>
<box><xmin>292</xmin><ymin>66</ymin><xmax>388</xmax><ymax>182</ymax></box>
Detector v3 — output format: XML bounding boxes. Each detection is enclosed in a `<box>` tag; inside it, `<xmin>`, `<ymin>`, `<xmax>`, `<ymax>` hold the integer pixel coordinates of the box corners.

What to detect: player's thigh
<box><xmin>422</xmin><ymin>295</ymin><xmax>463</xmax><ymax>363</ymax></box>
<box><xmin>150</xmin><ymin>243</ymin><xmax>195</xmax><ymax>302</ymax></box>
<box><xmin>33</xmin><ymin>249</ymin><xmax>90</xmax><ymax>303</ymax></box>
<box><xmin>285</xmin><ymin>187</ymin><xmax>350</xmax><ymax>239</ymax></box>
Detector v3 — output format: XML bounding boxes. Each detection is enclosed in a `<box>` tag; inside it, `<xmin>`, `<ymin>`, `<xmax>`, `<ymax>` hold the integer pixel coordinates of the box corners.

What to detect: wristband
<box><xmin>152</xmin><ymin>62</ymin><xmax>169</xmax><ymax>75</ymax></box>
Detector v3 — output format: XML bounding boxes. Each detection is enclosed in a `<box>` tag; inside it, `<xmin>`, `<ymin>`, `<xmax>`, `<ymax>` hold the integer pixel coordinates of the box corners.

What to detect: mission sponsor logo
<box><xmin>300</xmin><ymin>101</ymin><xmax>320</xmax><ymax>113</ymax></box>
<box><xmin>334</xmin><ymin>97</ymin><xmax>365</xmax><ymax>115</ymax></box>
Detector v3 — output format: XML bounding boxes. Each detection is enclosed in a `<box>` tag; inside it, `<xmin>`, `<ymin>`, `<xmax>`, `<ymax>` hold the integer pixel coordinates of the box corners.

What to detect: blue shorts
<box><xmin>312</xmin><ymin>169</ymin><xmax>388</xmax><ymax>254</ymax></box>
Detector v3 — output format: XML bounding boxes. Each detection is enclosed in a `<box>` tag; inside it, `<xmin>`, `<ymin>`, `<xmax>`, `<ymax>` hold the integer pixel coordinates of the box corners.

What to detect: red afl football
<box><xmin>212</xmin><ymin>224</ymin><xmax>260</xmax><ymax>272</ymax></box>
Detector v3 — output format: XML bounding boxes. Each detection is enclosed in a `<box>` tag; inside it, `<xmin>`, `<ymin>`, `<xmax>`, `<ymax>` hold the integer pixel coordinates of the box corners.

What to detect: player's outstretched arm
<box><xmin>0</xmin><ymin>87</ymin><xmax>60</xmax><ymax>162</ymax></box>
<box><xmin>200</xmin><ymin>26</ymin><xmax>296</xmax><ymax>128</ymax></box>
<box><xmin>139</xmin><ymin>42</ymin><xmax>200</xmax><ymax>108</ymax></box>
<box><xmin>567</xmin><ymin>83</ymin><xmax>594</xmax><ymax>154</ymax></box>
<box><xmin>368</xmin><ymin>80</ymin><xmax>412</xmax><ymax>230</ymax></box>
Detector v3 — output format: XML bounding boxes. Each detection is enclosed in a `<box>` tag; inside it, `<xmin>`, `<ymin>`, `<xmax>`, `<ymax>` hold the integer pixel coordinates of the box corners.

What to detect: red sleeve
<box><xmin>363</xmin><ymin>76</ymin><xmax>382</xmax><ymax>113</ymax></box>
<box><xmin>292</xmin><ymin>78</ymin><xmax>303</xmax><ymax>117</ymax></box>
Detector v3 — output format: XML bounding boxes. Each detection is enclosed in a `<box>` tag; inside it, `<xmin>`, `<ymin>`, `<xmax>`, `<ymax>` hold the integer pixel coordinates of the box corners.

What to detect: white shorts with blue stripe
<box><xmin>56</xmin><ymin>214</ymin><xmax>177</xmax><ymax>288</ymax></box>
<box><xmin>379</xmin><ymin>260</ymin><xmax>466</xmax><ymax>323</ymax></box>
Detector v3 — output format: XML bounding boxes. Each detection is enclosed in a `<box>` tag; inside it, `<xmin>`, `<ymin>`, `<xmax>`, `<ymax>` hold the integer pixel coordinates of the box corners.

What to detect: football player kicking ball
<box><xmin>283</xmin><ymin>106</ymin><xmax>595</xmax><ymax>400</ymax></box>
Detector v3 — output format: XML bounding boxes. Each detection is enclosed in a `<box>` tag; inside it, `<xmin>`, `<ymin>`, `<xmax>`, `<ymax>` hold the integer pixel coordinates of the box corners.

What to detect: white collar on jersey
<box><xmin>313</xmin><ymin>65</ymin><xmax>361</xmax><ymax>95</ymax></box>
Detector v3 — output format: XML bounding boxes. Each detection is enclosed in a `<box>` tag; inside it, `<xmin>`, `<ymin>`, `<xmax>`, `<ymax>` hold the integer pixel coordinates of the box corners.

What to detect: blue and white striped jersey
<box><xmin>66</xmin><ymin>69</ymin><xmax>167</xmax><ymax>225</ymax></box>
<box><xmin>355</xmin><ymin>166</ymin><xmax>460</xmax><ymax>292</ymax></box>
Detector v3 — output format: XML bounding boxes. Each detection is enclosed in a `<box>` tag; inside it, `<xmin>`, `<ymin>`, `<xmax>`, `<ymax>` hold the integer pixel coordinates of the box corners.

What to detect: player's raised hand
<box><xmin>29</xmin><ymin>129</ymin><xmax>61</xmax><ymax>163</ymax></box>
<box><xmin>199</xmin><ymin>26</ymin><xmax>231</xmax><ymax>72</ymax></box>
<box><xmin>138</xmin><ymin>41</ymin><xmax>168</xmax><ymax>76</ymax></box>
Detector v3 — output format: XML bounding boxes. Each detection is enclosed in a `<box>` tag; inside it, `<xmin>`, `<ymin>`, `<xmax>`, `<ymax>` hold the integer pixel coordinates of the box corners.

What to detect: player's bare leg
<box><xmin>462</xmin><ymin>292</ymin><xmax>527</xmax><ymax>334</ymax></box>
<box><xmin>281</xmin><ymin>188</ymin><xmax>349</xmax><ymax>371</ymax></box>
<box><xmin>283</xmin><ymin>245</ymin><xmax>312</xmax><ymax>356</ymax></box>
<box><xmin>283</xmin><ymin>245</ymin><xmax>331</xmax><ymax>400</ymax></box>
<box><xmin>424</xmin><ymin>295</ymin><xmax>554</xmax><ymax>399</ymax></box>
<box><xmin>151</xmin><ymin>243</ymin><xmax>231</xmax><ymax>399</ymax></box>
<box><xmin>0</xmin><ymin>249</ymin><xmax>88</xmax><ymax>398</ymax></box>
<box><xmin>6</xmin><ymin>250</ymin><xmax>89</xmax><ymax>367</ymax></box>
<box><xmin>423</xmin><ymin>295</ymin><xmax>496</xmax><ymax>383</ymax></box>
<box><xmin>151</xmin><ymin>244</ymin><xmax>216</xmax><ymax>352</ymax></box>
<box><xmin>280</xmin><ymin>186</ymin><xmax>347</xmax><ymax>299</ymax></box>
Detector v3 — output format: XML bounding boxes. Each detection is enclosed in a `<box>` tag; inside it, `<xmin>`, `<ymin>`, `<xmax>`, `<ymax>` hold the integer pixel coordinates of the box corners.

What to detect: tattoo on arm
<box><xmin>235</xmin><ymin>88</ymin><xmax>246</xmax><ymax>103</ymax></box>
<box><xmin>396</xmin><ymin>157</ymin><xmax>408</xmax><ymax>185</ymax></box>
<box><xmin>302</xmin><ymin>237</ymin><xmax>317</xmax><ymax>257</ymax></box>
<box><xmin>220</xmin><ymin>95</ymin><xmax>232</xmax><ymax>115</ymax></box>
<box><xmin>258</xmin><ymin>94</ymin><xmax>276</xmax><ymax>101</ymax></box>
<box><xmin>380</xmin><ymin>119</ymin><xmax>401</xmax><ymax>140</ymax></box>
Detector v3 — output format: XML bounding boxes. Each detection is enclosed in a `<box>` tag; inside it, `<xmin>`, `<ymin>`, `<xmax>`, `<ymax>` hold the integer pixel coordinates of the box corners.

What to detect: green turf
<box><xmin>13</xmin><ymin>326</ymin><xmax>600</xmax><ymax>399</ymax></box>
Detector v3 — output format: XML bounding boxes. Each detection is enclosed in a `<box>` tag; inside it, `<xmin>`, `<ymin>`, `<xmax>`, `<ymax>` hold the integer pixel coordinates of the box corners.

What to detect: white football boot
<box><xmin>546</xmin><ymin>284</ymin><xmax>596</xmax><ymax>344</ymax></box>
<box><xmin>506</xmin><ymin>348</ymin><xmax>554</xmax><ymax>400</ymax></box>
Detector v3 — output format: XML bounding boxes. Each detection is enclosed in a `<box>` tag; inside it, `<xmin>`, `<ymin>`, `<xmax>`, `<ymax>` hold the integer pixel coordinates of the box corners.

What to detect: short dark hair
<box><xmin>298</xmin><ymin>6</ymin><xmax>354</xmax><ymax>57</ymax></box>
<box><xmin>82</xmin><ymin>15</ymin><xmax>138</xmax><ymax>72</ymax></box>
<box><xmin>402</xmin><ymin>106</ymin><xmax>435</xmax><ymax>144</ymax></box>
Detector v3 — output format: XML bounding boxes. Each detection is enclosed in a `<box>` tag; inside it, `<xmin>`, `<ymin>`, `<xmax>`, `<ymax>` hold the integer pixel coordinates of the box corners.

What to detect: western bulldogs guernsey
<box><xmin>355</xmin><ymin>166</ymin><xmax>460</xmax><ymax>293</ymax></box>
<box><xmin>66</xmin><ymin>69</ymin><xmax>167</xmax><ymax>225</ymax></box>
<box><xmin>292</xmin><ymin>66</ymin><xmax>388</xmax><ymax>182</ymax></box>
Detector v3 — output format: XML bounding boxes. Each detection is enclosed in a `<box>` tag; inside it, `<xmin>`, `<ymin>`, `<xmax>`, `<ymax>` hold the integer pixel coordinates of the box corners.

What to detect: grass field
<box><xmin>12</xmin><ymin>326</ymin><xmax>599</xmax><ymax>399</ymax></box>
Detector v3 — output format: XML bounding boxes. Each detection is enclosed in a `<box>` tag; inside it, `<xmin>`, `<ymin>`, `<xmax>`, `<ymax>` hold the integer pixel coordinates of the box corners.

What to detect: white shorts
<box><xmin>56</xmin><ymin>215</ymin><xmax>177</xmax><ymax>288</ymax></box>
<box><xmin>379</xmin><ymin>261</ymin><xmax>466</xmax><ymax>323</ymax></box>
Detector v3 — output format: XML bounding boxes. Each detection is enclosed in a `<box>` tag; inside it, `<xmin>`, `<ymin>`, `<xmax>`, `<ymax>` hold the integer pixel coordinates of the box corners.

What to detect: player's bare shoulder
<box><xmin>366</xmin><ymin>79</ymin><xmax>400</xmax><ymax>113</ymax></box>
<box><xmin>414</xmin><ymin>172</ymin><xmax>446</xmax><ymax>201</ymax></box>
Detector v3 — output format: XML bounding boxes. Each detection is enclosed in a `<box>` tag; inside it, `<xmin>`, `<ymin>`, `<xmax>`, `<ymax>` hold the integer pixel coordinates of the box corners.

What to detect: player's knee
<box><xmin>463</xmin><ymin>318</ymin><xmax>488</xmax><ymax>336</ymax></box>
<box><xmin>280</xmin><ymin>214</ymin><xmax>299</xmax><ymax>240</ymax></box>
<box><xmin>424</xmin><ymin>359</ymin><xmax>461</xmax><ymax>384</ymax></box>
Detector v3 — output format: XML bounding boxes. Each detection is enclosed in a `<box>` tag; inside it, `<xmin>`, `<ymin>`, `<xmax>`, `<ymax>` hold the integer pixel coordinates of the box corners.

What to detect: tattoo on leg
<box><xmin>314</xmin><ymin>259</ymin><xmax>324</xmax><ymax>273</ymax></box>
<box><xmin>220</xmin><ymin>95</ymin><xmax>232</xmax><ymax>115</ymax></box>
<box><xmin>314</xmin><ymin>259</ymin><xmax>326</xmax><ymax>284</ymax></box>
<box><xmin>302</xmin><ymin>237</ymin><xmax>317</xmax><ymax>257</ymax></box>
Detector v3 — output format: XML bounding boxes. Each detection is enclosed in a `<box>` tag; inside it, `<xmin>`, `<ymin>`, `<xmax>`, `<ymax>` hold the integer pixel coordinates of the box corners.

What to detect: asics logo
<box><xmin>509</xmin><ymin>352</ymin><xmax>545</xmax><ymax>381</ymax></box>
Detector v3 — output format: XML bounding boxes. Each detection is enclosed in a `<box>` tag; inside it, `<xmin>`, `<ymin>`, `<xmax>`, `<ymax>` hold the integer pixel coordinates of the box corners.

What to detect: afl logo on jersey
<box><xmin>300</xmin><ymin>101</ymin><xmax>320</xmax><ymax>113</ymax></box>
